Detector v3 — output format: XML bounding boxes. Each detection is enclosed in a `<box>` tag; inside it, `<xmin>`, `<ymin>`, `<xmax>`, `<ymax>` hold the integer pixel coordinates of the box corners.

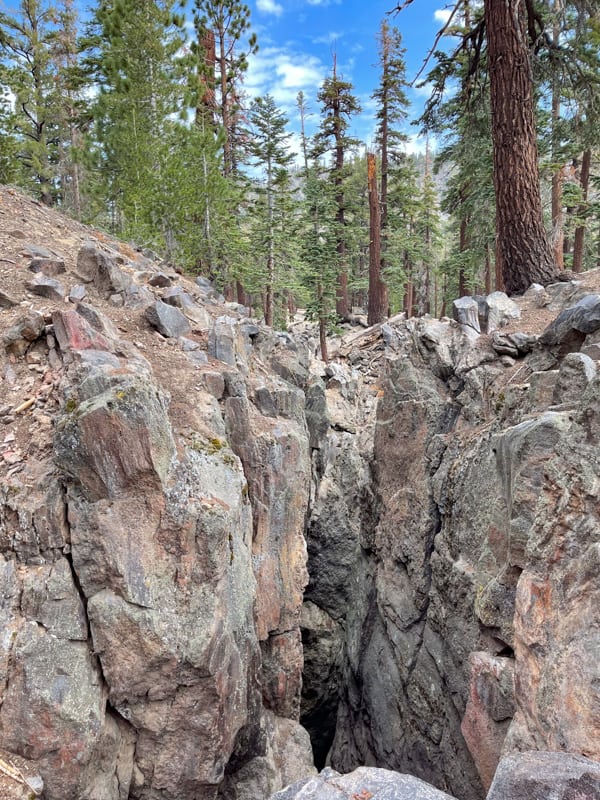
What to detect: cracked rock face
<box><xmin>1</xmin><ymin>260</ymin><xmax>315</xmax><ymax>799</ymax></box>
<box><xmin>302</xmin><ymin>305</ymin><xmax>600</xmax><ymax>800</ymax></box>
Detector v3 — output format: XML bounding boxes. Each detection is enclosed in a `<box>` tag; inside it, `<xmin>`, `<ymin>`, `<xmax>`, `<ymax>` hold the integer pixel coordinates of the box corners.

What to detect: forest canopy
<box><xmin>1</xmin><ymin>0</ymin><xmax>599</xmax><ymax>355</ymax></box>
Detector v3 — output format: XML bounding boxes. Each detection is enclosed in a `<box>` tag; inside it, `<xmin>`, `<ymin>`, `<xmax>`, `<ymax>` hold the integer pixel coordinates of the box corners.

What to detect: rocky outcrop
<box><xmin>1</xmin><ymin>191</ymin><xmax>599</xmax><ymax>800</ymax></box>
<box><xmin>486</xmin><ymin>752</ymin><xmax>600</xmax><ymax>800</ymax></box>
<box><xmin>302</xmin><ymin>297</ymin><xmax>600</xmax><ymax>799</ymax></box>
<box><xmin>0</xmin><ymin>217</ymin><xmax>316</xmax><ymax>799</ymax></box>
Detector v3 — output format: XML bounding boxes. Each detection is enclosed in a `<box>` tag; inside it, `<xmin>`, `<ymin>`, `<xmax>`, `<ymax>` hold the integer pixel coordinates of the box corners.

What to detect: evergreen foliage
<box><xmin>0</xmin><ymin>0</ymin><xmax>598</xmax><ymax>340</ymax></box>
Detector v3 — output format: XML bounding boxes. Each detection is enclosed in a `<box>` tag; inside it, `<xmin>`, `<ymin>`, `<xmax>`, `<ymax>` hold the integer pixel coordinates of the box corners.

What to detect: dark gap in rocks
<box><xmin>299</xmin><ymin>625</ymin><xmax>339</xmax><ymax>770</ymax></box>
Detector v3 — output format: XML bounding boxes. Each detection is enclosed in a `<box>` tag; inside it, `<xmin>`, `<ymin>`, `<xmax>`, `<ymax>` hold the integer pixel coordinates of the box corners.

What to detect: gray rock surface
<box><xmin>76</xmin><ymin>243</ymin><xmax>131</xmax><ymax>296</ymax></box>
<box><xmin>0</xmin><ymin>289</ymin><xmax>18</xmax><ymax>308</ymax></box>
<box><xmin>539</xmin><ymin>293</ymin><xmax>600</xmax><ymax>354</ymax></box>
<box><xmin>484</xmin><ymin>291</ymin><xmax>521</xmax><ymax>333</ymax></box>
<box><xmin>552</xmin><ymin>351</ymin><xmax>596</xmax><ymax>404</ymax></box>
<box><xmin>452</xmin><ymin>296</ymin><xmax>481</xmax><ymax>332</ymax></box>
<box><xmin>145</xmin><ymin>300</ymin><xmax>191</xmax><ymax>338</ymax></box>
<box><xmin>486</xmin><ymin>752</ymin><xmax>600</xmax><ymax>800</ymax></box>
<box><xmin>28</xmin><ymin>256</ymin><xmax>66</xmax><ymax>276</ymax></box>
<box><xmin>2</xmin><ymin>311</ymin><xmax>45</xmax><ymax>356</ymax></box>
<box><xmin>270</xmin><ymin>767</ymin><xmax>458</xmax><ymax>800</ymax></box>
<box><xmin>25</xmin><ymin>274</ymin><xmax>66</xmax><ymax>301</ymax></box>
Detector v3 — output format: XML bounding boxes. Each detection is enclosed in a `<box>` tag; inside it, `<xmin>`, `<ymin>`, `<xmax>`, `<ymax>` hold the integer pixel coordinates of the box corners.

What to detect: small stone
<box><xmin>124</xmin><ymin>283</ymin><xmax>154</xmax><ymax>309</ymax></box>
<box><xmin>23</xmin><ymin>243</ymin><xmax>55</xmax><ymax>258</ymax></box>
<box><xmin>145</xmin><ymin>301</ymin><xmax>191</xmax><ymax>338</ymax></box>
<box><xmin>453</xmin><ymin>296</ymin><xmax>481</xmax><ymax>333</ymax></box>
<box><xmin>0</xmin><ymin>290</ymin><xmax>18</xmax><ymax>309</ymax></box>
<box><xmin>200</xmin><ymin>370</ymin><xmax>225</xmax><ymax>399</ymax></box>
<box><xmin>25</xmin><ymin>275</ymin><xmax>66</xmax><ymax>302</ymax></box>
<box><xmin>186</xmin><ymin>350</ymin><xmax>209</xmax><ymax>366</ymax></box>
<box><xmin>3</xmin><ymin>450</ymin><xmax>23</xmax><ymax>465</ymax></box>
<box><xmin>148</xmin><ymin>272</ymin><xmax>172</xmax><ymax>288</ymax></box>
<box><xmin>524</xmin><ymin>282</ymin><xmax>551</xmax><ymax>308</ymax></box>
<box><xmin>76</xmin><ymin>243</ymin><xmax>131</xmax><ymax>296</ymax></box>
<box><xmin>28</xmin><ymin>256</ymin><xmax>66</xmax><ymax>276</ymax></box>
<box><xmin>8</xmin><ymin>228</ymin><xmax>26</xmax><ymax>239</ymax></box>
<box><xmin>69</xmin><ymin>285</ymin><xmax>87</xmax><ymax>303</ymax></box>
<box><xmin>500</xmin><ymin>355</ymin><xmax>515</xmax><ymax>367</ymax></box>
<box><xmin>3</xmin><ymin>311</ymin><xmax>45</xmax><ymax>356</ymax></box>
<box><xmin>484</xmin><ymin>291</ymin><xmax>521</xmax><ymax>333</ymax></box>
<box><xmin>553</xmin><ymin>351</ymin><xmax>596</xmax><ymax>404</ymax></box>
<box><xmin>109</xmin><ymin>293</ymin><xmax>124</xmax><ymax>307</ymax></box>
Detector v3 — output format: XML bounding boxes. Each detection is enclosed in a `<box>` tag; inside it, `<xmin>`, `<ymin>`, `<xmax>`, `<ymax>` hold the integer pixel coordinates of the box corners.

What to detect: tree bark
<box><xmin>572</xmin><ymin>147</ymin><xmax>591</xmax><ymax>272</ymax></box>
<box><xmin>367</xmin><ymin>153</ymin><xmax>388</xmax><ymax>325</ymax></box>
<box><xmin>485</xmin><ymin>0</ymin><xmax>555</xmax><ymax>294</ymax></box>
<box><xmin>550</xmin><ymin>1</ymin><xmax>564</xmax><ymax>268</ymax></box>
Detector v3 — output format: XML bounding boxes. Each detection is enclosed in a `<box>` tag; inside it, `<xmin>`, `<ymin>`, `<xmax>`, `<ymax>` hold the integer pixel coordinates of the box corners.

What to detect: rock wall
<box><xmin>0</xmin><ymin>211</ymin><xmax>315</xmax><ymax>800</ymax></box>
<box><xmin>302</xmin><ymin>292</ymin><xmax>600</xmax><ymax>799</ymax></box>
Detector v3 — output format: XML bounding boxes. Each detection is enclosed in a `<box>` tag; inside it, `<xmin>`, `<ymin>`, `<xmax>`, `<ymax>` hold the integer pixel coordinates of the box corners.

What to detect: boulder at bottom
<box><xmin>270</xmin><ymin>766</ymin><xmax>458</xmax><ymax>800</ymax></box>
<box><xmin>486</xmin><ymin>752</ymin><xmax>600</xmax><ymax>800</ymax></box>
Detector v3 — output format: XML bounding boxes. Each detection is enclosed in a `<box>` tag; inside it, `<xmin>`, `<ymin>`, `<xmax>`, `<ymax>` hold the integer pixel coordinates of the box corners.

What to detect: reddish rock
<box><xmin>461</xmin><ymin>653</ymin><xmax>515</xmax><ymax>790</ymax></box>
<box><xmin>52</xmin><ymin>309</ymin><xmax>113</xmax><ymax>354</ymax></box>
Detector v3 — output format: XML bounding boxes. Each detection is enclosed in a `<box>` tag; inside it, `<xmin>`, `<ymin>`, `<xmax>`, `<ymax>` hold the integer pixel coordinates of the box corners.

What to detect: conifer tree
<box><xmin>300</xmin><ymin>166</ymin><xmax>339</xmax><ymax>362</ymax></box>
<box><xmin>82</xmin><ymin>0</ymin><xmax>186</xmax><ymax>238</ymax></box>
<box><xmin>192</xmin><ymin>0</ymin><xmax>257</xmax><ymax>176</ymax></box>
<box><xmin>247</xmin><ymin>94</ymin><xmax>295</xmax><ymax>326</ymax></box>
<box><xmin>370</xmin><ymin>20</ymin><xmax>410</xmax><ymax>322</ymax></box>
<box><xmin>0</xmin><ymin>0</ymin><xmax>59</xmax><ymax>204</ymax></box>
<box><xmin>314</xmin><ymin>56</ymin><xmax>361</xmax><ymax>319</ymax></box>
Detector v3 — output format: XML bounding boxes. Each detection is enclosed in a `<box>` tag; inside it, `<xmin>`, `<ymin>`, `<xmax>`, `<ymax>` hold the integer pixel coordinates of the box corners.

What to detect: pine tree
<box><xmin>51</xmin><ymin>0</ymin><xmax>85</xmax><ymax>216</ymax></box>
<box><xmin>300</xmin><ymin>167</ymin><xmax>339</xmax><ymax>362</ymax></box>
<box><xmin>247</xmin><ymin>94</ymin><xmax>295</xmax><ymax>326</ymax></box>
<box><xmin>384</xmin><ymin>151</ymin><xmax>422</xmax><ymax>316</ymax></box>
<box><xmin>313</xmin><ymin>55</ymin><xmax>361</xmax><ymax>319</ymax></box>
<box><xmin>370</xmin><ymin>20</ymin><xmax>410</xmax><ymax>322</ymax></box>
<box><xmin>81</xmin><ymin>0</ymin><xmax>186</xmax><ymax>238</ymax></box>
<box><xmin>367</xmin><ymin>152</ymin><xmax>387</xmax><ymax>324</ymax></box>
<box><xmin>0</xmin><ymin>0</ymin><xmax>59</xmax><ymax>204</ymax></box>
<box><xmin>192</xmin><ymin>0</ymin><xmax>257</xmax><ymax>177</ymax></box>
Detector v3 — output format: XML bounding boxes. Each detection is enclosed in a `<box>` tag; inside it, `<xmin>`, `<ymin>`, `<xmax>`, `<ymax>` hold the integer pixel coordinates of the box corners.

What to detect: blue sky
<box><xmin>243</xmin><ymin>0</ymin><xmax>452</xmax><ymax>153</ymax></box>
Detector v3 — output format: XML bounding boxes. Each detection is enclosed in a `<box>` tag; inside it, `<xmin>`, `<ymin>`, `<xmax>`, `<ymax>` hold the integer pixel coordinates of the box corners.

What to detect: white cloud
<box><xmin>305</xmin><ymin>0</ymin><xmax>341</xmax><ymax>6</ymax></box>
<box><xmin>411</xmin><ymin>81</ymin><xmax>435</xmax><ymax>98</ymax></box>
<box><xmin>433</xmin><ymin>8</ymin><xmax>452</xmax><ymax>24</ymax></box>
<box><xmin>257</xmin><ymin>0</ymin><xmax>284</xmax><ymax>16</ymax></box>
<box><xmin>245</xmin><ymin>45</ymin><xmax>327</xmax><ymax>112</ymax></box>
<box><xmin>311</xmin><ymin>31</ymin><xmax>342</xmax><ymax>46</ymax></box>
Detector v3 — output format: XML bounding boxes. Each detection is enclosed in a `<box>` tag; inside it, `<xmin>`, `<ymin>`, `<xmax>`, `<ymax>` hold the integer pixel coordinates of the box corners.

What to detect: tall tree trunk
<box><xmin>459</xmin><ymin>214</ymin><xmax>469</xmax><ymax>296</ymax></box>
<box><xmin>403</xmin><ymin>248</ymin><xmax>413</xmax><ymax>318</ymax></box>
<box><xmin>332</xmin><ymin>55</ymin><xmax>349</xmax><ymax>320</ymax></box>
<box><xmin>485</xmin><ymin>0</ymin><xmax>555</xmax><ymax>294</ymax></box>
<box><xmin>550</xmin><ymin>0</ymin><xmax>564</xmax><ymax>267</ymax></box>
<box><xmin>572</xmin><ymin>147</ymin><xmax>592</xmax><ymax>272</ymax></box>
<box><xmin>367</xmin><ymin>153</ymin><xmax>387</xmax><ymax>325</ymax></box>
<box><xmin>485</xmin><ymin>245</ymin><xmax>492</xmax><ymax>294</ymax></box>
